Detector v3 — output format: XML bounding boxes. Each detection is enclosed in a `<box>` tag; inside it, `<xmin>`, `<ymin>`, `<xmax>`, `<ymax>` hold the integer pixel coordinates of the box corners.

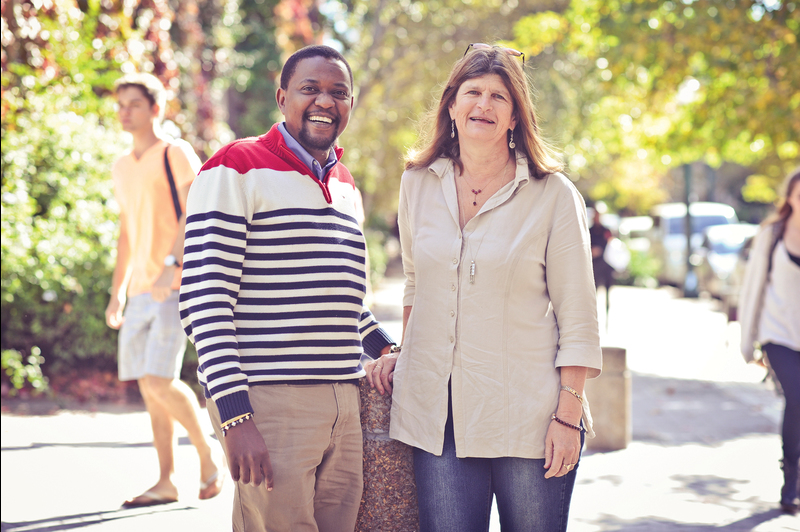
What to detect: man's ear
<box><xmin>276</xmin><ymin>88</ymin><xmax>286</xmax><ymax>113</ymax></box>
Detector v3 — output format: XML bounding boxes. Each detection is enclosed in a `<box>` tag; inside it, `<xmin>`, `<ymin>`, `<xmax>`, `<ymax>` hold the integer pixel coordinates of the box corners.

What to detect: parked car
<box><xmin>719</xmin><ymin>230</ymin><xmax>760</xmax><ymax>321</ymax></box>
<box><xmin>618</xmin><ymin>216</ymin><xmax>654</xmax><ymax>253</ymax></box>
<box><xmin>694</xmin><ymin>223</ymin><xmax>760</xmax><ymax>318</ymax></box>
<box><xmin>648</xmin><ymin>202</ymin><xmax>739</xmax><ymax>287</ymax></box>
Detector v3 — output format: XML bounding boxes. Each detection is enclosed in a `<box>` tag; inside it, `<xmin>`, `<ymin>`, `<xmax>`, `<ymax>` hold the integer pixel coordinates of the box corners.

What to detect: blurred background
<box><xmin>1</xmin><ymin>0</ymin><xmax>799</xmax><ymax>401</ymax></box>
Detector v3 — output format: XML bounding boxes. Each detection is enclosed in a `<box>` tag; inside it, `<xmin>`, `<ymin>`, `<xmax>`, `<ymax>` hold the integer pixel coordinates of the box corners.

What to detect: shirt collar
<box><xmin>428</xmin><ymin>151</ymin><xmax>531</xmax><ymax>188</ymax></box>
<box><xmin>278</xmin><ymin>122</ymin><xmax>338</xmax><ymax>181</ymax></box>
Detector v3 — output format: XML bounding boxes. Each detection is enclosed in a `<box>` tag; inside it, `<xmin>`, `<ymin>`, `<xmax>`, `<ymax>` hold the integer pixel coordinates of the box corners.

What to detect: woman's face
<box><xmin>449</xmin><ymin>74</ymin><xmax>516</xmax><ymax>148</ymax></box>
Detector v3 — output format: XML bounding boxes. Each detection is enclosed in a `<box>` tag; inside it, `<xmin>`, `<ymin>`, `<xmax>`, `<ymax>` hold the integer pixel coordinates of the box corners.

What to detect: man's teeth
<box><xmin>309</xmin><ymin>116</ymin><xmax>333</xmax><ymax>124</ymax></box>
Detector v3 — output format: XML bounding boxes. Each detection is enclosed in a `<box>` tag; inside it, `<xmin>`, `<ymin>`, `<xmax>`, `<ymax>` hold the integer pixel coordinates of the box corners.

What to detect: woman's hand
<box><xmin>543</xmin><ymin>416</ymin><xmax>582</xmax><ymax>479</ymax></box>
<box><xmin>364</xmin><ymin>351</ymin><xmax>399</xmax><ymax>395</ymax></box>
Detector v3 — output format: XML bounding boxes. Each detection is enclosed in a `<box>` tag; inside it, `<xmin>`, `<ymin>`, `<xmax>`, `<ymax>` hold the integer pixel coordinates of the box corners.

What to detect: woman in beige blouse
<box><xmin>366</xmin><ymin>44</ymin><xmax>602</xmax><ymax>531</ymax></box>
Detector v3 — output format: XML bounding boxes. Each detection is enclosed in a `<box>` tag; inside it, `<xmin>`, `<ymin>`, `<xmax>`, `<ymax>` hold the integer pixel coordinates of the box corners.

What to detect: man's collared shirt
<box><xmin>278</xmin><ymin>122</ymin><xmax>338</xmax><ymax>181</ymax></box>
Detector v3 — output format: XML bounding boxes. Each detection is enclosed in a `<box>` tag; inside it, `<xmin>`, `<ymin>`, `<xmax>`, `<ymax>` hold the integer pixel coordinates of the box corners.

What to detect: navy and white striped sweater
<box><xmin>179</xmin><ymin>124</ymin><xmax>393</xmax><ymax>423</ymax></box>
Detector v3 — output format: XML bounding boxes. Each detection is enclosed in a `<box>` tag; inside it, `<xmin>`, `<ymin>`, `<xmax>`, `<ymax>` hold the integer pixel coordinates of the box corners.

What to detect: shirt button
<box><xmin>450</xmin><ymin>285</ymin><xmax>456</xmax><ymax>291</ymax></box>
<box><xmin>450</xmin><ymin>310</ymin><xmax>455</xmax><ymax>317</ymax></box>
<box><xmin>452</xmin><ymin>258</ymin><xmax>458</xmax><ymax>264</ymax></box>
<box><xmin>450</xmin><ymin>336</ymin><xmax>455</xmax><ymax>343</ymax></box>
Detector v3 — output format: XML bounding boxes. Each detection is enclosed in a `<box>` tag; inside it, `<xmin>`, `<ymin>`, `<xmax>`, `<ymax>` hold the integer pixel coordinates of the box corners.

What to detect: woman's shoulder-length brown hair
<box><xmin>405</xmin><ymin>46</ymin><xmax>563</xmax><ymax>179</ymax></box>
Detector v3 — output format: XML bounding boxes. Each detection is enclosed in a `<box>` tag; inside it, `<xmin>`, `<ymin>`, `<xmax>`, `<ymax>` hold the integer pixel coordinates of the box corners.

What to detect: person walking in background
<box><xmin>366</xmin><ymin>43</ymin><xmax>602</xmax><ymax>531</ymax></box>
<box><xmin>739</xmin><ymin>167</ymin><xmax>800</xmax><ymax>516</ymax></box>
<box><xmin>179</xmin><ymin>45</ymin><xmax>396</xmax><ymax>532</ymax></box>
<box><xmin>105</xmin><ymin>73</ymin><xmax>222</xmax><ymax>507</ymax></box>
<box><xmin>589</xmin><ymin>201</ymin><xmax>615</xmax><ymax>322</ymax></box>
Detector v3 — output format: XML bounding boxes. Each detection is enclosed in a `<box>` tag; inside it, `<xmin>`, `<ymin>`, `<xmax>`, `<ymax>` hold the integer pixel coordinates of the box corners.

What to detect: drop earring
<box><xmin>509</xmin><ymin>129</ymin><xmax>515</xmax><ymax>149</ymax></box>
<box><xmin>451</xmin><ymin>119</ymin><xmax>456</xmax><ymax>139</ymax></box>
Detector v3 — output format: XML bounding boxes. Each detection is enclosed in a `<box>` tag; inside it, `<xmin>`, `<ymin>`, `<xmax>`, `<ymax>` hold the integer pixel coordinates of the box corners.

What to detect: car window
<box><xmin>667</xmin><ymin>215</ymin><xmax>732</xmax><ymax>235</ymax></box>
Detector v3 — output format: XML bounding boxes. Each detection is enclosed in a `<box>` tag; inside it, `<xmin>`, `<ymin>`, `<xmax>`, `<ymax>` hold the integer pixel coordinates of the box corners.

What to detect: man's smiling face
<box><xmin>277</xmin><ymin>55</ymin><xmax>353</xmax><ymax>163</ymax></box>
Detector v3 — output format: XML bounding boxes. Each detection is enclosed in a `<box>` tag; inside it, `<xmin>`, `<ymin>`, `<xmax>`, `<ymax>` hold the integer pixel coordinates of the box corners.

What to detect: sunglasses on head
<box><xmin>464</xmin><ymin>43</ymin><xmax>525</xmax><ymax>66</ymax></box>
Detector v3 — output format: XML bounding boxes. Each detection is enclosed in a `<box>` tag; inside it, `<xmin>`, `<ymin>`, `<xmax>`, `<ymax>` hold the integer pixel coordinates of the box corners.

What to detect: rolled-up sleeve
<box><xmin>546</xmin><ymin>182</ymin><xmax>603</xmax><ymax>378</ymax></box>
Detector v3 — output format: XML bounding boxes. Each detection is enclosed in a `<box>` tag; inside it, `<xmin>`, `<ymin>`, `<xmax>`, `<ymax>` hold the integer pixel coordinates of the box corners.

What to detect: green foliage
<box><xmin>1</xmin><ymin>347</ymin><xmax>49</xmax><ymax>396</ymax></box>
<box><xmin>1</xmin><ymin>80</ymin><xmax>123</xmax><ymax>372</ymax></box>
<box><xmin>616</xmin><ymin>249</ymin><xmax>660</xmax><ymax>287</ymax></box>
<box><xmin>509</xmin><ymin>0</ymin><xmax>800</xmax><ymax>210</ymax></box>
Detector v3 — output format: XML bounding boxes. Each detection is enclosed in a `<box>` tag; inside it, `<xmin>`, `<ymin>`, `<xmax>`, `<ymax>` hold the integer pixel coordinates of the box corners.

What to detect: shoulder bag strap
<box><xmin>164</xmin><ymin>145</ymin><xmax>183</xmax><ymax>221</ymax></box>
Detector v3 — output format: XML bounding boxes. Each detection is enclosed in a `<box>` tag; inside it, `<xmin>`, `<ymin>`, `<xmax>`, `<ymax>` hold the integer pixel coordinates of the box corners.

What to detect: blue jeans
<box><xmin>765</xmin><ymin>343</ymin><xmax>800</xmax><ymax>505</ymax></box>
<box><xmin>413</xmin><ymin>402</ymin><xmax>582</xmax><ymax>532</ymax></box>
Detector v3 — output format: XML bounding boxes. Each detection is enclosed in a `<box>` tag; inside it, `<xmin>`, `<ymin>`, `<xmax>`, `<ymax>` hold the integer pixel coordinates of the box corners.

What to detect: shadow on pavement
<box><xmin>630</xmin><ymin>372</ymin><xmax>779</xmax><ymax>446</ymax></box>
<box><xmin>1</xmin><ymin>504</ymin><xmax>199</xmax><ymax>532</ymax></box>
<box><xmin>584</xmin><ymin>508</ymin><xmax>785</xmax><ymax>532</ymax></box>
<box><xmin>2</xmin><ymin>436</ymin><xmax>200</xmax><ymax>453</ymax></box>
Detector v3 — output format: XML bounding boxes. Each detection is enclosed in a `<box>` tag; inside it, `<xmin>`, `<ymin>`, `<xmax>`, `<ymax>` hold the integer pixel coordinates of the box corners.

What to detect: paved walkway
<box><xmin>2</xmin><ymin>282</ymin><xmax>798</xmax><ymax>531</ymax></box>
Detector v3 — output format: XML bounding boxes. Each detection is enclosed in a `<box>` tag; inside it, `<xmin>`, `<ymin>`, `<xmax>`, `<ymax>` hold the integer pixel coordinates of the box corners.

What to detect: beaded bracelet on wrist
<box><xmin>221</xmin><ymin>412</ymin><xmax>254</xmax><ymax>437</ymax></box>
<box><xmin>560</xmin><ymin>385</ymin><xmax>584</xmax><ymax>404</ymax></box>
<box><xmin>551</xmin><ymin>413</ymin><xmax>584</xmax><ymax>432</ymax></box>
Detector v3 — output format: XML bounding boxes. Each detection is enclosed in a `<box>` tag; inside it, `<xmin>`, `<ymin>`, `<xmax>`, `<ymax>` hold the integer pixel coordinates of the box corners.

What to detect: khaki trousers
<box><xmin>208</xmin><ymin>382</ymin><xmax>363</xmax><ymax>532</ymax></box>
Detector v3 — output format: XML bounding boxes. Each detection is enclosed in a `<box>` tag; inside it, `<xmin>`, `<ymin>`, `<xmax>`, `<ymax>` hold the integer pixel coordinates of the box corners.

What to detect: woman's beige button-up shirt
<box><xmin>389</xmin><ymin>155</ymin><xmax>603</xmax><ymax>459</ymax></box>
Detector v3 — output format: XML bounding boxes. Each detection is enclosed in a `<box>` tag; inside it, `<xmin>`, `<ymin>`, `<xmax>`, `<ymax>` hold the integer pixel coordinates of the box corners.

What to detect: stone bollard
<box><xmin>356</xmin><ymin>380</ymin><xmax>419</xmax><ymax>532</ymax></box>
<box><xmin>584</xmin><ymin>346</ymin><xmax>631</xmax><ymax>451</ymax></box>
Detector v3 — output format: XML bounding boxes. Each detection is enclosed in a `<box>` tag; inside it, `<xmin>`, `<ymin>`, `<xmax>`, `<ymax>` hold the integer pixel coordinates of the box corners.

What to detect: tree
<box><xmin>508</xmin><ymin>0</ymin><xmax>800</xmax><ymax>213</ymax></box>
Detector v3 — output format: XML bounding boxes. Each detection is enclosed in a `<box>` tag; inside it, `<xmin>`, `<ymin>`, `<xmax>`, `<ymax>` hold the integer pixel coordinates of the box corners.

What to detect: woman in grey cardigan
<box><xmin>739</xmin><ymin>167</ymin><xmax>800</xmax><ymax>515</ymax></box>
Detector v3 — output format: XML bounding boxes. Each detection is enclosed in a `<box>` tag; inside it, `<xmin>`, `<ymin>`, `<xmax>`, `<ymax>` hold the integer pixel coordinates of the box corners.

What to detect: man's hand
<box><xmin>151</xmin><ymin>267</ymin><xmax>174</xmax><ymax>302</ymax></box>
<box><xmin>105</xmin><ymin>296</ymin><xmax>126</xmax><ymax>329</ymax></box>
<box><xmin>224</xmin><ymin>419</ymin><xmax>274</xmax><ymax>490</ymax></box>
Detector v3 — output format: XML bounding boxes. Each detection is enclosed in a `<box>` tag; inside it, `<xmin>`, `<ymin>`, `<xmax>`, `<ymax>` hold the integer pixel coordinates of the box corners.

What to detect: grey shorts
<box><xmin>118</xmin><ymin>292</ymin><xmax>187</xmax><ymax>382</ymax></box>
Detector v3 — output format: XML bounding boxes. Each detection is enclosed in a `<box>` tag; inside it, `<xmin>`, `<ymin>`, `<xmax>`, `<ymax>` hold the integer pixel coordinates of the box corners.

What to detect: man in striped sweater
<box><xmin>179</xmin><ymin>45</ymin><xmax>396</xmax><ymax>531</ymax></box>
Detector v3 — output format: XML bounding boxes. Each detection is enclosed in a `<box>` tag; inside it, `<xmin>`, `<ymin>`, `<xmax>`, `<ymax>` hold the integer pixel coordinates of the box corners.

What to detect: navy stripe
<box><xmin>184</xmin><ymin>243</ymin><xmax>246</xmax><ymax>258</ymax></box>
<box><xmin>244</xmin><ymin>250</ymin><xmax>364</xmax><ymax>263</ymax></box>
<box><xmin>197</xmin><ymin>341</ymin><xmax>239</xmax><ymax>358</ymax></box>
<box><xmin>247</xmin><ymin>367</ymin><xmax>363</xmax><ymax>377</ymax></box>
<box><xmin>242</xmin><ymin>353</ymin><xmax>360</xmax><ymax>363</ymax></box>
<box><xmin>242</xmin><ymin>265</ymin><xmax>365</xmax><ymax>278</ymax></box>
<box><xmin>238</xmin><ymin>279</ymin><xmax>365</xmax><ymax>292</ymax></box>
<box><xmin>254</xmin><ymin>207</ymin><xmax>358</xmax><ymax>225</ymax></box>
<box><xmin>191</xmin><ymin>314</ymin><xmax>236</xmax><ymax>328</ymax></box>
<box><xmin>234</xmin><ymin>310</ymin><xmax>359</xmax><ymax>321</ymax></box>
<box><xmin>238</xmin><ymin>339</ymin><xmax>362</xmax><ymax>349</ymax></box>
<box><xmin>236</xmin><ymin>294</ymin><xmax>364</xmax><ymax>306</ymax></box>
<box><xmin>249</xmin><ymin>236</ymin><xmax>365</xmax><ymax>249</ymax></box>
<box><xmin>186</xmin><ymin>226</ymin><xmax>247</xmax><ymax>241</ymax></box>
<box><xmin>194</xmin><ymin>329</ymin><xmax>238</xmax><ymax>342</ymax></box>
<box><xmin>180</xmin><ymin>300</ymin><xmax>233</xmax><ymax>319</ymax></box>
<box><xmin>181</xmin><ymin>286</ymin><xmax>240</xmax><ymax>302</ymax></box>
<box><xmin>198</xmin><ymin>354</ymin><xmax>241</xmax><ymax>373</ymax></box>
<box><xmin>250</xmin><ymin>221</ymin><xmax>361</xmax><ymax>235</ymax></box>
<box><xmin>186</xmin><ymin>210</ymin><xmax>247</xmax><ymax>225</ymax></box>
<box><xmin>236</xmin><ymin>324</ymin><xmax>357</xmax><ymax>335</ymax></box>
<box><xmin>182</xmin><ymin>271</ymin><xmax>242</xmax><ymax>286</ymax></box>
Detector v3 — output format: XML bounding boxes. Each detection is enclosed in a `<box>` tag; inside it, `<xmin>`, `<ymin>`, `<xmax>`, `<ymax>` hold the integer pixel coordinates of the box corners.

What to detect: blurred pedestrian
<box><xmin>366</xmin><ymin>43</ymin><xmax>602</xmax><ymax>531</ymax></box>
<box><xmin>739</xmin><ymin>166</ymin><xmax>800</xmax><ymax>515</ymax></box>
<box><xmin>105</xmin><ymin>73</ymin><xmax>222</xmax><ymax>507</ymax></box>
<box><xmin>590</xmin><ymin>201</ymin><xmax>615</xmax><ymax>319</ymax></box>
<box><xmin>179</xmin><ymin>45</ymin><xmax>396</xmax><ymax>531</ymax></box>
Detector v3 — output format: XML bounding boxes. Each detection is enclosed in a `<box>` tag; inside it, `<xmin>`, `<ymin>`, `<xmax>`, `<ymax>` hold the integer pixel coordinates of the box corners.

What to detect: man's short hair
<box><xmin>280</xmin><ymin>45</ymin><xmax>353</xmax><ymax>91</ymax></box>
<box><xmin>114</xmin><ymin>73</ymin><xmax>167</xmax><ymax>120</ymax></box>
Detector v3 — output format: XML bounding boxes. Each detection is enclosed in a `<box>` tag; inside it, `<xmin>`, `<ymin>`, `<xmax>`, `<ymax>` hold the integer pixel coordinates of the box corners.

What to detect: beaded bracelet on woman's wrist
<box><xmin>551</xmin><ymin>413</ymin><xmax>584</xmax><ymax>432</ymax></box>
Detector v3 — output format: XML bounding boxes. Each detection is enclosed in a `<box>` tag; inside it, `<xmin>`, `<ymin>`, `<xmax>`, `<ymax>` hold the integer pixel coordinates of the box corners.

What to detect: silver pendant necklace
<box><xmin>457</xmin><ymin>160</ymin><xmax>515</xmax><ymax>284</ymax></box>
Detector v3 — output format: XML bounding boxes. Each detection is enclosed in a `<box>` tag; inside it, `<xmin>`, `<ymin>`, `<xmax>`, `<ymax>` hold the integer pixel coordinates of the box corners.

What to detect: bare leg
<box><xmin>140</xmin><ymin>375</ymin><xmax>220</xmax><ymax>494</ymax></box>
<box><xmin>131</xmin><ymin>377</ymin><xmax>179</xmax><ymax>501</ymax></box>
